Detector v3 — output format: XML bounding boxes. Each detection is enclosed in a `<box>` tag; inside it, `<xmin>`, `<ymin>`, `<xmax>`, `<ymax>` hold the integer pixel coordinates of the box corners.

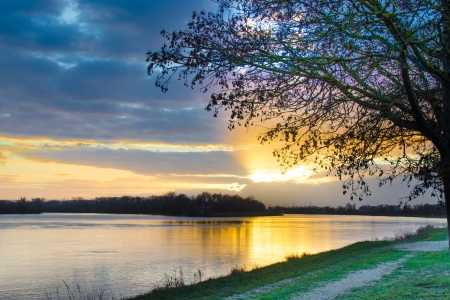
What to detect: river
<box><xmin>0</xmin><ymin>213</ymin><xmax>446</xmax><ymax>299</ymax></box>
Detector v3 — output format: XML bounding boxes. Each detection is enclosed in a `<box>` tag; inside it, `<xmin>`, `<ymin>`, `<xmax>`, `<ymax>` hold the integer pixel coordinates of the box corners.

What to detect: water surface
<box><xmin>0</xmin><ymin>213</ymin><xmax>446</xmax><ymax>299</ymax></box>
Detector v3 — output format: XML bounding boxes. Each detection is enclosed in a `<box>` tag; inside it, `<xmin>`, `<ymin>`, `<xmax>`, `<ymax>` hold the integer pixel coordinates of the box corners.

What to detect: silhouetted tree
<box><xmin>269</xmin><ymin>202</ymin><xmax>444</xmax><ymax>216</ymax></box>
<box><xmin>40</xmin><ymin>193</ymin><xmax>266</xmax><ymax>216</ymax></box>
<box><xmin>147</xmin><ymin>0</ymin><xmax>450</xmax><ymax>247</ymax></box>
<box><xmin>0</xmin><ymin>198</ymin><xmax>44</xmax><ymax>214</ymax></box>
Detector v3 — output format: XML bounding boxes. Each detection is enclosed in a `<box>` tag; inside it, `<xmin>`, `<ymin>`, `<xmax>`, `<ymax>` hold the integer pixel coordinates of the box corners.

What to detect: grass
<box><xmin>46</xmin><ymin>281</ymin><xmax>112</xmax><ymax>300</ymax></box>
<box><xmin>151</xmin><ymin>268</ymin><xmax>186</xmax><ymax>293</ymax></box>
<box><xmin>128</xmin><ymin>226</ymin><xmax>449</xmax><ymax>300</ymax></box>
<box><xmin>335</xmin><ymin>251</ymin><xmax>450</xmax><ymax>300</ymax></box>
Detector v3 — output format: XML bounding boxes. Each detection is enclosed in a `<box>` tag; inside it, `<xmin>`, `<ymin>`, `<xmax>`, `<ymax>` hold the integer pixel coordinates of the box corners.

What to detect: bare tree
<box><xmin>147</xmin><ymin>0</ymin><xmax>450</xmax><ymax>246</ymax></box>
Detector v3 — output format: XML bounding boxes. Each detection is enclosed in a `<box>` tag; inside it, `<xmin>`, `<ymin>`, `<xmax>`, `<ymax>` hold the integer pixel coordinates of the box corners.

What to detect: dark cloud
<box><xmin>0</xmin><ymin>89</ymin><xmax>222</xmax><ymax>142</ymax></box>
<box><xmin>76</xmin><ymin>0</ymin><xmax>216</xmax><ymax>57</ymax></box>
<box><xmin>0</xmin><ymin>2</ymin><xmax>95</xmax><ymax>52</ymax></box>
<box><xmin>0</xmin><ymin>0</ymin><xmax>222</xmax><ymax>144</ymax></box>
<box><xmin>0</xmin><ymin>0</ymin><xmax>215</xmax><ymax>58</ymax></box>
<box><xmin>0</xmin><ymin>12</ymin><xmax>35</xmax><ymax>36</ymax></box>
<box><xmin>0</xmin><ymin>0</ymin><xmax>63</xmax><ymax>12</ymax></box>
<box><xmin>20</xmin><ymin>147</ymin><xmax>247</xmax><ymax>176</ymax></box>
<box><xmin>239</xmin><ymin>178</ymin><xmax>438</xmax><ymax>208</ymax></box>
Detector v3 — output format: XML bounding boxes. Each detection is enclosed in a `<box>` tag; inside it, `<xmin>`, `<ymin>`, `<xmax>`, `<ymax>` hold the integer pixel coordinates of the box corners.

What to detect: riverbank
<box><xmin>129</xmin><ymin>226</ymin><xmax>449</xmax><ymax>300</ymax></box>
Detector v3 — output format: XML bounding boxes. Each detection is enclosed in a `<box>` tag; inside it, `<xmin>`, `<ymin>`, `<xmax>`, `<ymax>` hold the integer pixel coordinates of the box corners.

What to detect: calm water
<box><xmin>0</xmin><ymin>213</ymin><xmax>446</xmax><ymax>299</ymax></box>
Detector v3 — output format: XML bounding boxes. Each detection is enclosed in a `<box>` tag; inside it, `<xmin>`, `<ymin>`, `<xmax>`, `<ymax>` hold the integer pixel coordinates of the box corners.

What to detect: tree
<box><xmin>147</xmin><ymin>0</ymin><xmax>450</xmax><ymax>247</ymax></box>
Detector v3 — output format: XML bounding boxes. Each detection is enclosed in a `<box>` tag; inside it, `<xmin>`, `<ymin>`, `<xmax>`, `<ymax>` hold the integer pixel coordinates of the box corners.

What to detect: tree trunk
<box><xmin>441</xmin><ymin>157</ymin><xmax>450</xmax><ymax>250</ymax></box>
<box><xmin>444</xmin><ymin>173</ymin><xmax>450</xmax><ymax>250</ymax></box>
<box><xmin>440</xmin><ymin>0</ymin><xmax>450</xmax><ymax>250</ymax></box>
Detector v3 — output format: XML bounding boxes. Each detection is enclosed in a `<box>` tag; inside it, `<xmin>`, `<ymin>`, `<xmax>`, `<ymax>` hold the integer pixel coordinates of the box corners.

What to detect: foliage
<box><xmin>0</xmin><ymin>198</ymin><xmax>44</xmax><ymax>214</ymax></box>
<box><xmin>193</xmin><ymin>269</ymin><xmax>203</xmax><ymax>284</ymax></box>
<box><xmin>147</xmin><ymin>0</ymin><xmax>450</xmax><ymax>231</ymax></box>
<box><xmin>229</xmin><ymin>266</ymin><xmax>246</xmax><ymax>276</ymax></box>
<box><xmin>40</xmin><ymin>192</ymin><xmax>266</xmax><ymax>216</ymax></box>
<box><xmin>151</xmin><ymin>268</ymin><xmax>186</xmax><ymax>293</ymax></box>
<box><xmin>269</xmin><ymin>202</ymin><xmax>446</xmax><ymax>216</ymax></box>
<box><xmin>46</xmin><ymin>281</ymin><xmax>110</xmax><ymax>300</ymax></box>
<box><xmin>284</xmin><ymin>252</ymin><xmax>310</xmax><ymax>261</ymax></box>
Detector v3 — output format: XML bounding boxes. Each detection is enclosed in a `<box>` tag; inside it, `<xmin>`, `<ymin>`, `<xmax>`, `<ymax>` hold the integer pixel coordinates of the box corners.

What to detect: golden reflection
<box><xmin>247</xmin><ymin>217</ymin><xmax>333</xmax><ymax>263</ymax></box>
<box><xmin>148</xmin><ymin>216</ymin><xmax>338</xmax><ymax>270</ymax></box>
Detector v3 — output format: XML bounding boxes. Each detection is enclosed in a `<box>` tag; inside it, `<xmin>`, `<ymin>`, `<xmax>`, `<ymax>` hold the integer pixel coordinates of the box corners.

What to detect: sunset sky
<box><xmin>0</xmin><ymin>0</ymin><xmax>434</xmax><ymax>207</ymax></box>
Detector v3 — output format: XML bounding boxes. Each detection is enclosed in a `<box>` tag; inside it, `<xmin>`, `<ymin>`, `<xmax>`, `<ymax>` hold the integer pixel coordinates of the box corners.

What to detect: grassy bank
<box><xmin>129</xmin><ymin>227</ymin><xmax>449</xmax><ymax>300</ymax></box>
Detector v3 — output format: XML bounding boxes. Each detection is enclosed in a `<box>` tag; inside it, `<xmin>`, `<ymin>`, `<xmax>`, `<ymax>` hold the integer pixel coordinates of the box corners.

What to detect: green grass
<box><xmin>129</xmin><ymin>227</ymin><xmax>448</xmax><ymax>300</ymax></box>
<box><xmin>335</xmin><ymin>250</ymin><xmax>450</xmax><ymax>300</ymax></box>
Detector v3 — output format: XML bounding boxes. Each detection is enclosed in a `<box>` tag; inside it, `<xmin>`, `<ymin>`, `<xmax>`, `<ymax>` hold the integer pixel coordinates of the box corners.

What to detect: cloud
<box><xmin>76</xmin><ymin>0</ymin><xmax>217</xmax><ymax>57</ymax></box>
<box><xmin>0</xmin><ymin>48</ymin><xmax>223</xmax><ymax>143</ymax></box>
<box><xmin>247</xmin><ymin>166</ymin><xmax>327</xmax><ymax>184</ymax></box>
<box><xmin>0</xmin><ymin>152</ymin><xmax>7</xmax><ymax>164</ymax></box>
<box><xmin>0</xmin><ymin>0</ymin><xmax>222</xmax><ymax>145</ymax></box>
<box><xmin>0</xmin><ymin>145</ymin><xmax>250</xmax><ymax>199</ymax></box>
<box><xmin>1</xmin><ymin>1</ymin><xmax>438</xmax><ymax>205</ymax></box>
<box><xmin>18</xmin><ymin>145</ymin><xmax>247</xmax><ymax>177</ymax></box>
<box><xmin>238</xmin><ymin>175</ymin><xmax>440</xmax><ymax>208</ymax></box>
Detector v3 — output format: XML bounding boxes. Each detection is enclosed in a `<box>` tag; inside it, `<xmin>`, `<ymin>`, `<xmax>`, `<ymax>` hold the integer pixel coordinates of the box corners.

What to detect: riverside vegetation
<box><xmin>1</xmin><ymin>193</ymin><xmax>446</xmax><ymax>217</ymax></box>
<box><xmin>44</xmin><ymin>226</ymin><xmax>448</xmax><ymax>299</ymax></box>
<box><xmin>0</xmin><ymin>192</ymin><xmax>268</xmax><ymax>216</ymax></box>
<box><xmin>129</xmin><ymin>226</ymin><xmax>449</xmax><ymax>300</ymax></box>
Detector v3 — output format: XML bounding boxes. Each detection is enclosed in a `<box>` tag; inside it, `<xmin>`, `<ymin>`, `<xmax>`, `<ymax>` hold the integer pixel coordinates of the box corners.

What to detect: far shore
<box><xmin>1</xmin><ymin>211</ymin><xmax>447</xmax><ymax>219</ymax></box>
<box><xmin>1</xmin><ymin>210</ymin><xmax>447</xmax><ymax>219</ymax></box>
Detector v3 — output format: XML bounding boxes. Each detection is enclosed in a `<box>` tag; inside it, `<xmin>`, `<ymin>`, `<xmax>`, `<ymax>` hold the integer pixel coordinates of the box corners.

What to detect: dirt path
<box><xmin>224</xmin><ymin>241</ymin><xmax>448</xmax><ymax>300</ymax></box>
<box><xmin>392</xmin><ymin>240</ymin><xmax>448</xmax><ymax>252</ymax></box>
<box><xmin>289</xmin><ymin>255</ymin><xmax>411</xmax><ymax>300</ymax></box>
<box><xmin>224</xmin><ymin>271</ymin><xmax>321</xmax><ymax>300</ymax></box>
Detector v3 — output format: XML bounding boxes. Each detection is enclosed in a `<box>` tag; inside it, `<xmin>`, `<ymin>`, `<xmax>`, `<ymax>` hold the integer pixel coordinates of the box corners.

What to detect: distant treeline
<box><xmin>0</xmin><ymin>192</ymin><xmax>267</xmax><ymax>216</ymax></box>
<box><xmin>268</xmin><ymin>203</ymin><xmax>446</xmax><ymax>216</ymax></box>
<box><xmin>1</xmin><ymin>194</ymin><xmax>446</xmax><ymax>217</ymax></box>
<box><xmin>0</xmin><ymin>197</ymin><xmax>44</xmax><ymax>214</ymax></box>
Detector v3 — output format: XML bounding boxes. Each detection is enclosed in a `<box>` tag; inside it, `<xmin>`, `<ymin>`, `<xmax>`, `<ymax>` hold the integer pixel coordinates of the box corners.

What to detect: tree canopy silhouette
<box><xmin>40</xmin><ymin>193</ymin><xmax>267</xmax><ymax>216</ymax></box>
<box><xmin>147</xmin><ymin>0</ymin><xmax>450</xmax><ymax>246</ymax></box>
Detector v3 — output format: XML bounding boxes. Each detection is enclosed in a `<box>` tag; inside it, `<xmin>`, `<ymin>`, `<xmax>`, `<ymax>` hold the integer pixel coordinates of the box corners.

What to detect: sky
<box><xmin>0</xmin><ymin>0</ymin><xmax>436</xmax><ymax>207</ymax></box>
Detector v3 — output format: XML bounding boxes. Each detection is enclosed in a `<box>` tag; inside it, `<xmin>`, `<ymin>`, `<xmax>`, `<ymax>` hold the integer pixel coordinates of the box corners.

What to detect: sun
<box><xmin>248</xmin><ymin>166</ymin><xmax>313</xmax><ymax>183</ymax></box>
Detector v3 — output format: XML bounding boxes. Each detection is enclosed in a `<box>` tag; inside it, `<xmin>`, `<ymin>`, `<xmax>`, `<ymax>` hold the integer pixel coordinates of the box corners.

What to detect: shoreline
<box><xmin>1</xmin><ymin>211</ymin><xmax>446</xmax><ymax>219</ymax></box>
<box><xmin>129</xmin><ymin>226</ymin><xmax>449</xmax><ymax>300</ymax></box>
